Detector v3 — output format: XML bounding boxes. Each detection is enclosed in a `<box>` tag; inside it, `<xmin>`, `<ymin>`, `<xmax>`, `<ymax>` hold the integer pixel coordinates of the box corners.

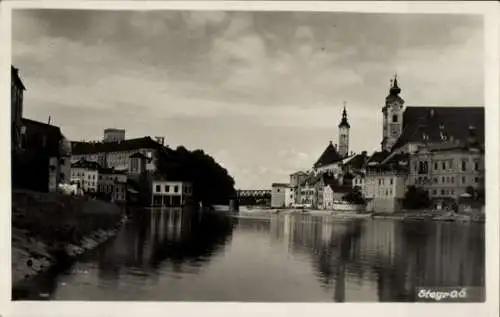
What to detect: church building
<box><xmin>313</xmin><ymin>104</ymin><xmax>352</xmax><ymax>175</ymax></box>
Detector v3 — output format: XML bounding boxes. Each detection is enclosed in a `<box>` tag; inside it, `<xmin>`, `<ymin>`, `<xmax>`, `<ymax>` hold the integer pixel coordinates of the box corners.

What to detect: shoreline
<box><xmin>237</xmin><ymin>207</ymin><xmax>485</xmax><ymax>223</ymax></box>
<box><xmin>11</xmin><ymin>190</ymin><xmax>126</xmax><ymax>295</ymax></box>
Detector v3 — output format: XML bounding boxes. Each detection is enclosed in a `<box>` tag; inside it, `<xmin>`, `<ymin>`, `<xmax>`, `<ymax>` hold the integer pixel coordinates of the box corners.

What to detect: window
<box><xmin>474</xmin><ymin>161</ymin><xmax>480</xmax><ymax>171</ymax></box>
<box><xmin>451</xmin><ymin>177</ymin><xmax>454</xmax><ymax>183</ymax></box>
<box><xmin>434</xmin><ymin>162</ymin><xmax>439</xmax><ymax>170</ymax></box>
<box><xmin>390</xmin><ymin>178</ymin><xmax>393</xmax><ymax>185</ymax></box>
<box><xmin>165</xmin><ymin>185</ymin><xmax>169</xmax><ymax>192</ymax></box>
<box><xmin>475</xmin><ymin>177</ymin><xmax>479</xmax><ymax>183</ymax></box>
<box><xmin>155</xmin><ymin>185</ymin><xmax>160</xmax><ymax>192</ymax></box>
<box><xmin>99</xmin><ymin>175</ymin><xmax>102</xmax><ymax>180</ymax></box>
<box><xmin>277</xmin><ymin>188</ymin><xmax>280</xmax><ymax>192</ymax></box>
<box><xmin>449</xmin><ymin>160</ymin><xmax>454</xmax><ymax>169</ymax></box>
<box><xmin>432</xmin><ymin>189</ymin><xmax>437</xmax><ymax>195</ymax></box>
<box><xmin>441</xmin><ymin>176</ymin><xmax>445</xmax><ymax>184</ymax></box>
<box><xmin>174</xmin><ymin>186</ymin><xmax>179</xmax><ymax>193</ymax></box>
<box><xmin>461</xmin><ymin>160</ymin><xmax>467</xmax><ymax>171</ymax></box>
<box><xmin>442</xmin><ymin>162</ymin><xmax>446</xmax><ymax>170</ymax></box>
<box><xmin>441</xmin><ymin>189</ymin><xmax>445</xmax><ymax>195</ymax></box>
<box><xmin>462</xmin><ymin>176</ymin><xmax>466</xmax><ymax>184</ymax></box>
<box><xmin>433</xmin><ymin>177</ymin><xmax>438</xmax><ymax>184</ymax></box>
<box><xmin>392</xmin><ymin>115</ymin><xmax>398</xmax><ymax>123</ymax></box>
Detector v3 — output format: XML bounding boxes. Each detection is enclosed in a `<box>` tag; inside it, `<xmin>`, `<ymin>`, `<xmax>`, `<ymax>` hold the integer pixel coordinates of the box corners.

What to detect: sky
<box><xmin>11</xmin><ymin>9</ymin><xmax>484</xmax><ymax>189</ymax></box>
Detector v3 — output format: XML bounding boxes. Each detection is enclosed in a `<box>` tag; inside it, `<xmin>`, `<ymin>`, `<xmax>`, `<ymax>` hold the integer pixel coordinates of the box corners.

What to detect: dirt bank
<box><xmin>11</xmin><ymin>190</ymin><xmax>125</xmax><ymax>291</ymax></box>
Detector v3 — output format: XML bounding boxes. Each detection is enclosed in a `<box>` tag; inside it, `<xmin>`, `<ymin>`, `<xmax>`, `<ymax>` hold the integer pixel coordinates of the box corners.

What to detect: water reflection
<box><xmin>268</xmin><ymin>214</ymin><xmax>485</xmax><ymax>302</ymax></box>
<box><xmin>16</xmin><ymin>209</ymin><xmax>484</xmax><ymax>302</ymax></box>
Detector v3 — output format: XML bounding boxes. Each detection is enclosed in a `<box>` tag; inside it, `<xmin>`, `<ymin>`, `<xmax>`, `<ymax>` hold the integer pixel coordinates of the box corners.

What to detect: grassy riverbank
<box><xmin>12</xmin><ymin>190</ymin><xmax>124</xmax><ymax>291</ymax></box>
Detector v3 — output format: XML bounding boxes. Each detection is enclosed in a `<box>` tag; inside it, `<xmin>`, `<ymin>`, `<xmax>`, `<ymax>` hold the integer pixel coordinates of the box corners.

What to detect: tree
<box><xmin>342</xmin><ymin>187</ymin><xmax>366</xmax><ymax>205</ymax></box>
<box><xmin>403</xmin><ymin>186</ymin><xmax>431</xmax><ymax>210</ymax></box>
<box><xmin>155</xmin><ymin>146</ymin><xmax>236</xmax><ymax>206</ymax></box>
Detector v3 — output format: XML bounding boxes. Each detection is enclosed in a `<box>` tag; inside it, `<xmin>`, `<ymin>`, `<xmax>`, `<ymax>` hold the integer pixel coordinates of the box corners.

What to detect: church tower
<box><xmin>381</xmin><ymin>74</ymin><xmax>405</xmax><ymax>151</ymax></box>
<box><xmin>338</xmin><ymin>102</ymin><xmax>350</xmax><ymax>158</ymax></box>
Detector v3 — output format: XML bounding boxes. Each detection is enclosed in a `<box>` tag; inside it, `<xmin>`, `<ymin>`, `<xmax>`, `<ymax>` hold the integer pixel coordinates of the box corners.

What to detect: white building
<box><xmin>364</xmin><ymin>171</ymin><xmax>407</xmax><ymax>213</ymax></box>
<box><xmin>323</xmin><ymin>184</ymin><xmax>351</xmax><ymax>209</ymax></box>
<box><xmin>271</xmin><ymin>183</ymin><xmax>292</xmax><ymax>208</ymax></box>
<box><xmin>151</xmin><ymin>180</ymin><xmax>193</xmax><ymax>207</ymax></box>
<box><xmin>70</xmin><ymin>159</ymin><xmax>100</xmax><ymax>193</ymax></box>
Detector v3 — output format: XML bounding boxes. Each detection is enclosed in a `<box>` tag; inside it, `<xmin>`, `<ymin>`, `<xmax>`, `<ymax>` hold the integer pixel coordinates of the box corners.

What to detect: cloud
<box><xmin>11</xmin><ymin>10</ymin><xmax>484</xmax><ymax>189</ymax></box>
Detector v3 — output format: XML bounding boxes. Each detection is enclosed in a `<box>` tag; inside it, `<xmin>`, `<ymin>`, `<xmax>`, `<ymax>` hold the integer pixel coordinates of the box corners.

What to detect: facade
<box><xmin>71</xmin><ymin>159</ymin><xmax>100</xmax><ymax>192</ymax></box>
<box><xmin>71</xmin><ymin>135</ymin><xmax>163</xmax><ymax>172</ymax></box>
<box><xmin>151</xmin><ymin>180</ymin><xmax>193</xmax><ymax>207</ymax></box>
<box><xmin>364</xmin><ymin>154</ymin><xmax>409</xmax><ymax>213</ymax></box>
<box><xmin>289</xmin><ymin>171</ymin><xmax>308</xmax><ymax>204</ymax></box>
<box><xmin>11</xmin><ymin>66</ymin><xmax>26</xmax><ymax>152</ymax></box>
<box><xmin>381</xmin><ymin>75</ymin><xmax>405</xmax><ymax>152</ymax></box>
<box><xmin>14</xmin><ymin>118</ymin><xmax>67</xmax><ymax>192</ymax></box>
<box><xmin>103</xmin><ymin>128</ymin><xmax>125</xmax><ymax>143</ymax></box>
<box><xmin>98</xmin><ymin>168</ymin><xmax>128</xmax><ymax>202</ymax></box>
<box><xmin>337</xmin><ymin>104</ymin><xmax>350</xmax><ymax>158</ymax></box>
<box><xmin>407</xmin><ymin>136</ymin><xmax>484</xmax><ymax>201</ymax></box>
<box><xmin>323</xmin><ymin>184</ymin><xmax>351</xmax><ymax>209</ymax></box>
<box><xmin>299</xmin><ymin>183</ymin><xmax>316</xmax><ymax>207</ymax></box>
<box><xmin>271</xmin><ymin>183</ymin><xmax>292</xmax><ymax>208</ymax></box>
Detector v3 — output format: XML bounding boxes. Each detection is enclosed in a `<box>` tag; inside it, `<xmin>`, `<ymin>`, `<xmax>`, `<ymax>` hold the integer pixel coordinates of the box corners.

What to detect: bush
<box><xmin>403</xmin><ymin>186</ymin><xmax>431</xmax><ymax>210</ymax></box>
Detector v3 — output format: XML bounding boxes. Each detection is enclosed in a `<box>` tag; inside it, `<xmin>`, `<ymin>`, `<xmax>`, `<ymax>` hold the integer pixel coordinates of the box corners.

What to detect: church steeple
<box><xmin>338</xmin><ymin>101</ymin><xmax>350</xmax><ymax>158</ymax></box>
<box><xmin>338</xmin><ymin>102</ymin><xmax>350</xmax><ymax>129</ymax></box>
<box><xmin>389</xmin><ymin>73</ymin><xmax>401</xmax><ymax>95</ymax></box>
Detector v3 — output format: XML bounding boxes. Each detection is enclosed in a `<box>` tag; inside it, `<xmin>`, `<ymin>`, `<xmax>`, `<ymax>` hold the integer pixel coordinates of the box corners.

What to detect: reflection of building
<box><xmin>103</xmin><ymin>128</ymin><xmax>125</xmax><ymax>143</ymax></box>
<box><xmin>151</xmin><ymin>179</ymin><xmax>193</xmax><ymax>207</ymax></box>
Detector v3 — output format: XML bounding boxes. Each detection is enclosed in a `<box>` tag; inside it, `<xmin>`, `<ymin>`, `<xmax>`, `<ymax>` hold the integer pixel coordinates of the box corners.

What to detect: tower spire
<box><xmin>338</xmin><ymin>101</ymin><xmax>350</xmax><ymax>129</ymax></box>
<box><xmin>389</xmin><ymin>73</ymin><xmax>401</xmax><ymax>95</ymax></box>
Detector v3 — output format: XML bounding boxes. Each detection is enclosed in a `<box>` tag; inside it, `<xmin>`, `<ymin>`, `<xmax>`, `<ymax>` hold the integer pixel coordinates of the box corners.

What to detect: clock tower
<box><xmin>381</xmin><ymin>75</ymin><xmax>405</xmax><ymax>151</ymax></box>
<box><xmin>338</xmin><ymin>102</ymin><xmax>350</xmax><ymax>158</ymax></box>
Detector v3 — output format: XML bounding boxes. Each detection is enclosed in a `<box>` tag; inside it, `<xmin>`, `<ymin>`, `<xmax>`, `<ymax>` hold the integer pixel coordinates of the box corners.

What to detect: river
<box><xmin>16</xmin><ymin>207</ymin><xmax>485</xmax><ymax>302</ymax></box>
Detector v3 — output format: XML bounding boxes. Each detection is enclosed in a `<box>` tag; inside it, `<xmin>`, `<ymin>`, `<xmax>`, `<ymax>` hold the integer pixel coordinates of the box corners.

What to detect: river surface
<box><xmin>19</xmin><ymin>207</ymin><xmax>485</xmax><ymax>302</ymax></box>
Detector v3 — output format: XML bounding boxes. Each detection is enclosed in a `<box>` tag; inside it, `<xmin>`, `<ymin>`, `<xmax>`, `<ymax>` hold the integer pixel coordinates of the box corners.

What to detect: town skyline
<box><xmin>12</xmin><ymin>10</ymin><xmax>484</xmax><ymax>189</ymax></box>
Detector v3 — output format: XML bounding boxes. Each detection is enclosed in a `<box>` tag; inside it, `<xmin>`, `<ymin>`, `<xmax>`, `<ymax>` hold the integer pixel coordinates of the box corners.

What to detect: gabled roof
<box><xmin>366</xmin><ymin>151</ymin><xmax>390</xmax><ymax>165</ymax></box>
<box><xmin>392</xmin><ymin>106</ymin><xmax>484</xmax><ymax>151</ymax></box>
<box><xmin>71</xmin><ymin>136</ymin><xmax>162</xmax><ymax>155</ymax></box>
<box><xmin>272</xmin><ymin>183</ymin><xmax>290</xmax><ymax>188</ymax></box>
<box><xmin>343</xmin><ymin>153</ymin><xmax>368</xmax><ymax>170</ymax></box>
<box><xmin>71</xmin><ymin>159</ymin><xmax>101</xmax><ymax>170</ymax></box>
<box><xmin>314</xmin><ymin>142</ymin><xmax>343</xmax><ymax>168</ymax></box>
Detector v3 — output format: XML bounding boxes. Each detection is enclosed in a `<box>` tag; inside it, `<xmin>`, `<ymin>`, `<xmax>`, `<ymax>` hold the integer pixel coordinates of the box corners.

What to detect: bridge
<box><xmin>236</xmin><ymin>189</ymin><xmax>271</xmax><ymax>206</ymax></box>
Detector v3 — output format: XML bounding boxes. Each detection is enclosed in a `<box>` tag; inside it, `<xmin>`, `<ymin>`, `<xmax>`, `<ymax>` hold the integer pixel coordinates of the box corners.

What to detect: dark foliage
<box><xmin>12</xmin><ymin>150</ymin><xmax>50</xmax><ymax>192</ymax></box>
<box><xmin>402</xmin><ymin>186</ymin><xmax>431</xmax><ymax>210</ymax></box>
<box><xmin>155</xmin><ymin>146</ymin><xmax>236</xmax><ymax>206</ymax></box>
<box><xmin>342</xmin><ymin>187</ymin><xmax>366</xmax><ymax>205</ymax></box>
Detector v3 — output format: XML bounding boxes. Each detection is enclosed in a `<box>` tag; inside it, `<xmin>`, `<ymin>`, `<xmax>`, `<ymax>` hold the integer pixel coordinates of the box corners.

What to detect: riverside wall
<box><xmin>11</xmin><ymin>190</ymin><xmax>125</xmax><ymax>293</ymax></box>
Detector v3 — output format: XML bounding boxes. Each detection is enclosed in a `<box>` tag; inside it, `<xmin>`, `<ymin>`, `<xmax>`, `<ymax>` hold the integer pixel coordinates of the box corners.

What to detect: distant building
<box><xmin>323</xmin><ymin>183</ymin><xmax>352</xmax><ymax>209</ymax></box>
<box><xmin>14</xmin><ymin>118</ymin><xmax>69</xmax><ymax>192</ymax></box>
<box><xmin>337</xmin><ymin>104</ymin><xmax>350</xmax><ymax>158</ymax></box>
<box><xmin>364</xmin><ymin>153</ymin><xmax>409</xmax><ymax>213</ymax></box>
<box><xmin>289</xmin><ymin>171</ymin><xmax>308</xmax><ymax>204</ymax></box>
<box><xmin>380</xmin><ymin>75</ymin><xmax>484</xmax><ymax>154</ymax></box>
<box><xmin>103</xmin><ymin>128</ymin><xmax>126</xmax><ymax>143</ymax></box>
<box><xmin>407</xmin><ymin>128</ymin><xmax>484</xmax><ymax>203</ymax></box>
<box><xmin>151</xmin><ymin>179</ymin><xmax>193</xmax><ymax>207</ymax></box>
<box><xmin>11</xmin><ymin>66</ymin><xmax>26</xmax><ymax>152</ymax></box>
<box><xmin>71</xmin><ymin>136</ymin><xmax>163</xmax><ymax>172</ymax></box>
<box><xmin>271</xmin><ymin>183</ymin><xmax>292</xmax><ymax>208</ymax></box>
<box><xmin>381</xmin><ymin>75</ymin><xmax>405</xmax><ymax>152</ymax></box>
<box><xmin>71</xmin><ymin>159</ymin><xmax>100</xmax><ymax>193</ymax></box>
<box><xmin>98</xmin><ymin>168</ymin><xmax>127</xmax><ymax>202</ymax></box>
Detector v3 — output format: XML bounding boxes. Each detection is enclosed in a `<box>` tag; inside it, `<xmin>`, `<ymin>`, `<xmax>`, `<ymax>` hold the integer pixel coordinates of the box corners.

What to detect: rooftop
<box><xmin>392</xmin><ymin>106</ymin><xmax>484</xmax><ymax>151</ymax></box>
<box><xmin>313</xmin><ymin>141</ymin><xmax>343</xmax><ymax>168</ymax></box>
<box><xmin>71</xmin><ymin>136</ymin><xmax>163</xmax><ymax>155</ymax></box>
